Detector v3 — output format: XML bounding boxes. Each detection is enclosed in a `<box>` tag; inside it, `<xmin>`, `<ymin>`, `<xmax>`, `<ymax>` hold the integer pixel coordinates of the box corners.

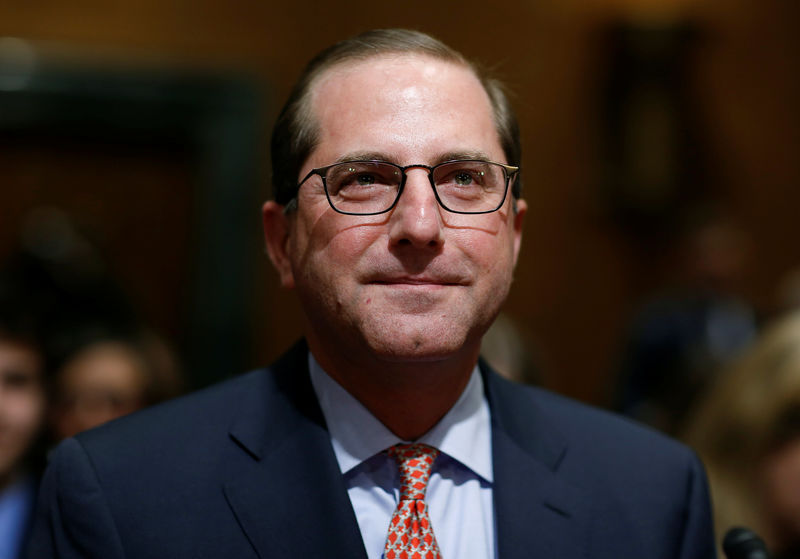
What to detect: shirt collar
<box><xmin>308</xmin><ymin>352</ymin><xmax>493</xmax><ymax>483</ymax></box>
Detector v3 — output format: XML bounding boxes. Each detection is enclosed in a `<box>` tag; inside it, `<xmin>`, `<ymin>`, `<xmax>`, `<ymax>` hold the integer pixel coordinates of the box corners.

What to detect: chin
<box><xmin>371</xmin><ymin>344</ymin><xmax>460</xmax><ymax>363</ymax></box>
<box><xmin>361</xmin><ymin>320</ymin><xmax>475</xmax><ymax>364</ymax></box>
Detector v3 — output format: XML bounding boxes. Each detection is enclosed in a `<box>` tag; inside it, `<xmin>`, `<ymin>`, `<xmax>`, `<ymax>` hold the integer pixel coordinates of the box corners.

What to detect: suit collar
<box><xmin>224</xmin><ymin>340</ymin><xmax>368</xmax><ymax>558</ymax></box>
<box><xmin>225</xmin><ymin>346</ymin><xmax>589</xmax><ymax>559</ymax></box>
<box><xmin>228</xmin><ymin>339</ymin><xmax>321</xmax><ymax>460</ymax></box>
<box><xmin>481</xmin><ymin>359</ymin><xmax>567</xmax><ymax>470</ymax></box>
<box><xmin>482</xmin><ymin>361</ymin><xmax>590</xmax><ymax>559</ymax></box>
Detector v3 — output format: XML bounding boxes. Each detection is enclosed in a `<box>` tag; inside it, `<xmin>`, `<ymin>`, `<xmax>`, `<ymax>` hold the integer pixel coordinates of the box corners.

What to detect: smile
<box><xmin>370</xmin><ymin>278</ymin><xmax>462</xmax><ymax>287</ymax></box>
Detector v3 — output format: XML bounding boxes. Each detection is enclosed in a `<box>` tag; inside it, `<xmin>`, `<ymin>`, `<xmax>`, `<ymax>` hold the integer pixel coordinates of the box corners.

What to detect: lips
<box><xmin>366</xmin><ymin>270</ymin><xmax>470</xmax><ymax>287</ymax></box>
<box><xmin>362</xmin><ymin>261</ymin><xmax>471</xmax><ymax>287</ymax></box>
<box><xmin>371</xmin><ymin>277</ymin><xmax>461</xmax><ymax>286</ymax></box>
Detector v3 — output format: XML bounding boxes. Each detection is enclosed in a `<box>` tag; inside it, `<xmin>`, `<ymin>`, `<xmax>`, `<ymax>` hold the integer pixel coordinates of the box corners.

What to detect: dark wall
<box><xmin>1</xmin><ymin>1</ymin><xmax>797</xmax><ymax>403</ymax></box>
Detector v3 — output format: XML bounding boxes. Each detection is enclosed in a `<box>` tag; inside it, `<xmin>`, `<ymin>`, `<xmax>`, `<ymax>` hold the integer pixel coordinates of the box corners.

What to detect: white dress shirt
<box><xmin>308</xmin><ymin>353</ymin><xmax>495</xmax><ymax>559</ymax></box>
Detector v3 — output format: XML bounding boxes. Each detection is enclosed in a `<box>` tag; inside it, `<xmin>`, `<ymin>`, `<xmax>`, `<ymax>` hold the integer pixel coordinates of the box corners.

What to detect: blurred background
<box><xmin>1</xmin><ymin>1</ymin><xmax>799</xmax><ymax>555</ymax></box>
<box><xmin>0</xmin><ymin>0</ymin><xmax>797</xmax><ymax>401</ymax></box>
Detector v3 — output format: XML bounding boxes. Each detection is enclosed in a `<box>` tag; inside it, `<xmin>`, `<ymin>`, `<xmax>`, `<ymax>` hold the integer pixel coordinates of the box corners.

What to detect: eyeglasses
<box><xmin>291</xmin><ymin>159</ymin><xmax>519</xmax><ymax>216</ymax></box>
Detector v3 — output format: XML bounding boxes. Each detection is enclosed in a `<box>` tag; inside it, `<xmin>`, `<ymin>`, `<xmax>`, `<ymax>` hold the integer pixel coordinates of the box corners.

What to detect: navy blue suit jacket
<box><xmin>29</xmin><ymin>341</ymin><xmax>716</xmax><ymax>558</ymax></box>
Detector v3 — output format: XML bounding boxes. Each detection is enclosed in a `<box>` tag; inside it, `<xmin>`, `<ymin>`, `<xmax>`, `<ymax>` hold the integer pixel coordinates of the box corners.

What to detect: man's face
<box><xmin>50</xmin><ymin>341</ymin><xmax>147</xmax><ymax>441</ymax></box>
<box><xmin>265</xmin><ymin>54</ymin><xmax>525</xmax><ymax>367</ymax></box>
<box><xmin>0</xmin><ymin>339</ymin><xmax>44</xmax><ymax>481</ymax></box>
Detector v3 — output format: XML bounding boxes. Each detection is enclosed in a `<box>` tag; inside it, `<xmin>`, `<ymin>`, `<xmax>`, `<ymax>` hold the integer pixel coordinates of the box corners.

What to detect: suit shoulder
<box><xmin>74</xmin><ymin>367</ymin><xmax>269</xmax><ymax>452</ymax></box>
<box><xmin>497</xmin><ymin>378</ymin><xmax>698</xmax><ymax>470</ymax></box>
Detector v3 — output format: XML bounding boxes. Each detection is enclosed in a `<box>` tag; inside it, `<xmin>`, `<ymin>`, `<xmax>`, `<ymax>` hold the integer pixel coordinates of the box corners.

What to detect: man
<box><xmin>29</xmin><ymin>29</ymin><xmax>716</xmax><ymax>558</ymax></box>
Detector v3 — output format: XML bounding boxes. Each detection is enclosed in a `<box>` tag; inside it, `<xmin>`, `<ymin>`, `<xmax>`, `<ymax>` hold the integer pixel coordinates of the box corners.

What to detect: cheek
<box><xmin>456</xmin><ymin>224</ymin><xmax>515</xmax><ymax>276</ymax></box>
<box><xmin>2</xmin><ymin>391</ymin><xmax>45</xmax><ymax>440</ymax></box>
<box><xmin>298</xmin><ymin>219</ymin><xmax>383</xmax><ymax>280</ymax></box>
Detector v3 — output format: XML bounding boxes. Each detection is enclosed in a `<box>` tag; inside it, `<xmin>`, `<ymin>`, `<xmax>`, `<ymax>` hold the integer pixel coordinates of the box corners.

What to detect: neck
<box><xmin>309</xmin><ymin>339</ymin><xmax>479</xmax><ymax>440</ymax></box>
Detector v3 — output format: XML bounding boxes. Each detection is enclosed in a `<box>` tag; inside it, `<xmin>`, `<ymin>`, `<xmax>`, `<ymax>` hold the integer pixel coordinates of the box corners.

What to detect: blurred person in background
<box><xmin>0</xmin><ymin>297</ymin><xmax>48</xmax><ymax>559</ymax></box>
<box><xmin>48</xmin><ymin>326</ymin><xmax>183</xmax><ymax>441</ymax></box>
<box><xmin>684</xmin><ymin>311</ymin><xmax>800</xmax><ymax>558</ymax></box>
<box><xmin>1</xmin><ymin>209</ymin><xmax>184</xmax><ymax>442</ymax></box>
<box><xmin>615</xmin><ymin>209</ymin><xmax>757</xmax><ymax>435</ymax></box>
<box><xmin>0</xmin><ymin>208</ymin><xmax>183</xmax><ymax>557</ymax></box>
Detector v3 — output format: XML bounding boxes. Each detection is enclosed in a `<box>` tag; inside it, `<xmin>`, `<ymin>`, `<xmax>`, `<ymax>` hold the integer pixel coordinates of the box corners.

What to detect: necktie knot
<box><xmin>384</xmin><ymin>443</ymin><xmax>442</xmax><ymax>559</ymax></box>
<box><xmin>386</xmin><ymin>443</ymin><xmax>439</xmax><ymax>502</ymax></box>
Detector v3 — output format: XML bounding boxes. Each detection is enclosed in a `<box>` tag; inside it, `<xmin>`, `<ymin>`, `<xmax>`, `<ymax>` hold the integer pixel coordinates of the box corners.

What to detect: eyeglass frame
<box><xmin>284</xmin><ymin>159</ymin><xmax>520</xmax><ymax>216</ymax></box>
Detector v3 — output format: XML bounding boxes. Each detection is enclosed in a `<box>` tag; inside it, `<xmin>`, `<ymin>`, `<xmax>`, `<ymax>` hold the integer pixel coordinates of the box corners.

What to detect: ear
<box><xmin>511</xmin><ymin>198</ymin><xmax>527</xmax><ymax>267</ymax></box>
<box><xmin>262</xmin><ymin>201</ymin><xmax>296</xmax><ymax>289</ymax></box>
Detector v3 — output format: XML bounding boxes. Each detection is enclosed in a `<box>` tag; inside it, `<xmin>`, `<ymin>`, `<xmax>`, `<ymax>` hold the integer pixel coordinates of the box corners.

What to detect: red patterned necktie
<box><xmin>383</xmin><ymin>443</ymin><xmax>443</xmax><ymax>559</ymax></box>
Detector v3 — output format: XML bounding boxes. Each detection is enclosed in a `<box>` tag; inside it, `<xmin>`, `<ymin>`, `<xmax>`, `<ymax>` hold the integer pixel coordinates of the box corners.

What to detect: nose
<box><xmin>388</xmin><ymin>168</ymin><xmax>444</xmax><ymax>249</ymax></box>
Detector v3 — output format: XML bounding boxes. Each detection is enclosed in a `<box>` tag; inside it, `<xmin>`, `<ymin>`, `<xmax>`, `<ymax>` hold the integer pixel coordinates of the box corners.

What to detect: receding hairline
<box><xmin>270</xmin><ymin>29</ymin><xmax>522</xmax><ymax>205</ymax></box>
<box><xmin>299</xmin><ymin>52</ymin><xmax>503</xmax><ymax>166</ymax></box>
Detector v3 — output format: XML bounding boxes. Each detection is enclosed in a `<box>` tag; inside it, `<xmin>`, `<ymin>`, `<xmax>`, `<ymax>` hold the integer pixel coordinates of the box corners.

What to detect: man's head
<box><xmin>0</xmin><ymin>337</ymin><xmax>44</xmax><ymax>484</ymax></box>
<box><xmin>0</xmin><ymin>307</ymin><xmax>46</xmax><ymax>488</ymax></box>
<box><xmin>270</xmin><ymin>29</ymin><xmax>522</xmax><ymax>207</ymax></box>
<box><xmin>263</xmin><ymin>29</ymin><xmax>526</xmax><ymax>380</ymax></box>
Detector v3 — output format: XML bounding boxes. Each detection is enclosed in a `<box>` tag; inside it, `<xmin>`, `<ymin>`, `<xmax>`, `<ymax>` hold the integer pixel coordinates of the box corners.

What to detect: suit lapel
<box><xmin>223</xmin><ymin>341</ymin><xmax>367</xmax><ymax>558</ymax></box>
<box><xmin>484</xmin><ymin>364</ymin><xmax>590</xmax><ymax>559</ymax></box>
<box><xmin>220</xmin><ymin>345</ymin><xmax>590</xmax><ymax>558</ymax></box>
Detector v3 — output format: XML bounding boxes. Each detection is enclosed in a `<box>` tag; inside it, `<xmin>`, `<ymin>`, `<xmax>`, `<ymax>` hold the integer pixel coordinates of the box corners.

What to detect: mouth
<box><xmin>363</xmin><ymin>262</ymin><xmax>471</xmax><ymax>289</ymax></box>
<box><xmin>373</xmin><ymin>280</ymin><xmax>453</xmax><ymax>286</ymax></box>
<box><xmin>370</xmin><ymin>276</ymin><xmax>464</xmax><ymax>287</ymax></box>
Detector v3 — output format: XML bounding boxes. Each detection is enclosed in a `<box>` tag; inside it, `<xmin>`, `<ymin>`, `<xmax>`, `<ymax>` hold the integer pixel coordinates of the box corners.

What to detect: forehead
<box><xmin>0</xmin><ymin>339</ymin><xmax>41</xmax><ymax>373</ymax></box>
<box><xmin>306</xmin><ymin>54</ymin><xmax>502</xmax><ymax>165</ymax></box>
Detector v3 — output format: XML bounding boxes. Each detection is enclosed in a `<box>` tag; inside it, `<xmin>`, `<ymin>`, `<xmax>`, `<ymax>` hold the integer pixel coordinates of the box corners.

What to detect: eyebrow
<box><xmin>333</xmin><ymin>150</ymin><xmax>497</xmax><ymax>166</ymax></box>
<box><xmin>334</xmin><ymin>152</ymin><xmax>389</xmax><ymax>164</ymax></box>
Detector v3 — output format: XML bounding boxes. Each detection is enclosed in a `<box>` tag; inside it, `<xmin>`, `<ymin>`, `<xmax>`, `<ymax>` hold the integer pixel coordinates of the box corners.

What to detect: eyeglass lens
<box><xmin>324</xmin><ymin>161</ymin><xmax>508</xmax><ymax>214</ymax></box>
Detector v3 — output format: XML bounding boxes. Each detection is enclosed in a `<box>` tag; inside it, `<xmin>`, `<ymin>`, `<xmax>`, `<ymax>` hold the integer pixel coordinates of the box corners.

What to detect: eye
<box><xmin>1</xmin><ymin>369</ymin><xmax>40</xmax><ymax>392</ymax></box>
<box><xmin>356</xmin><ymin>173</ymin><xmax>376</xmax><ymax>186</ymax></box>
<box><xmin>454</xmin><ymin>170</ymin><xmax>482</xmax><ymax>186</ymax></box>
<box><xmin>439</xmin><ymin>164</ymin><xmax>487</xmax><ymax>188</ymax></box>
